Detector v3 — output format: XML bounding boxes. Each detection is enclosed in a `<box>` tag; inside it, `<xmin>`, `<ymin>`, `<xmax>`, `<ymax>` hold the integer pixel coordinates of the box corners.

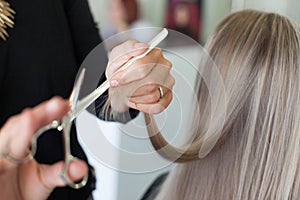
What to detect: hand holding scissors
<box><xmin>0</xmin><ymin>97</ymin><xmax>88</xmax><ymax>199</ymax></box>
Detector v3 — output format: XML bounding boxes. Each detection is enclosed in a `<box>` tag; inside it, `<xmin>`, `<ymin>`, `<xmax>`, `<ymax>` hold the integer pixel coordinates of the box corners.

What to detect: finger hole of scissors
<box><xmin>60</xmin><ymin>156</ymin><xmax>89</xmax><ymax>189</ymax></box>
<box><xmin>29</xmin><ymin>120</ymin><xmax>62</xmax><ymax>158</ymax></box>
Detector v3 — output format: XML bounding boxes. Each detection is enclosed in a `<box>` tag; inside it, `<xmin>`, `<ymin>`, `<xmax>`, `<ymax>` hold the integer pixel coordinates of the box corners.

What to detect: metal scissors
<box><xmin>5</xmin><ymin>28</ymin><xmax>168</xmax><ymax>189</ymax></box>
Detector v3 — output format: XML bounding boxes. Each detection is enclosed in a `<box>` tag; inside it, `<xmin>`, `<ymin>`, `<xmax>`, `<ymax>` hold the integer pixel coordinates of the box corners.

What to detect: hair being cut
<box><xmin>145</xmin><ymin>9</ymin><xmax>300</xmax><ymax>199</ymax></box>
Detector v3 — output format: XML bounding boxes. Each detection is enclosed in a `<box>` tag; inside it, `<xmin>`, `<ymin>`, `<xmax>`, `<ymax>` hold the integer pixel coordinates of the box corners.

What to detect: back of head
<box><xmin>154</xmin><ymin>9</ymin><xmax>300</xmax><ymax>200</ymax></box>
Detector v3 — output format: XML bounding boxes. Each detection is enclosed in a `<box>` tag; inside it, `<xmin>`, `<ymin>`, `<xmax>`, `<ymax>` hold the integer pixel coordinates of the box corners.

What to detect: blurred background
<box><xmin>77</xmin><ymin>0</ymin><xmax>300</xmax><ymax>199</ymax></box>
<box><xmin>89</xmin><ymin>0</ymin><xmax>300</xmax><ymax>45</ymax></box>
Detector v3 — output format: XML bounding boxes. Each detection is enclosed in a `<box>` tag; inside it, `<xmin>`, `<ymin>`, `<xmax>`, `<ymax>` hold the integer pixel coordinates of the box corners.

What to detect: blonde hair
<box><xmin>145</xmin><ymin>9</ymin><xmax>300</xmax><ymax>199</ymax></box>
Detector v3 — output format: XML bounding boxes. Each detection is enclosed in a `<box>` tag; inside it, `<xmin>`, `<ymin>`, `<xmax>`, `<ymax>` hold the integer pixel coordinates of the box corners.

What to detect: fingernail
<box><xmin>110</xmin><ymin>80</ymin><xmax>119</xmax><ymax>88</ymax></box>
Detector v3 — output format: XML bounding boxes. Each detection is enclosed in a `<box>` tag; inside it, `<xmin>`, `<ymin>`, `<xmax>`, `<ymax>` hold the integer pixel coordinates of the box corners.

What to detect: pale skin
<box><xmin>0</xmin><ymin>97</ymin><xmax>88</xmax><ymax>200</ymax></box>
<box><xmin>107</xmin><ymin>40</ymin><xmax>174</xmax><ymax>114</ymax></box>
<box><xmin>0</xmin><ymin>40</ymin><xmax>173</xmax><ymax>199</ymax></box>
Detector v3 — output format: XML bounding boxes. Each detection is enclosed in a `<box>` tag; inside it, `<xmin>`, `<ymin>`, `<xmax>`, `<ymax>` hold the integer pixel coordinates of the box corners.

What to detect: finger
<box><xmin>129</xmin><ymin>89</ymin><xmax>161</xmax><ymax>104</ymax></box>
<box><xmin>106</xmin><ymin>40</ymin><xmax>149</xmax><ymax>79</ymax></box>
<box><xmin>111</xmin><ymin>63</ymin><xmax>156</xmax><ymax>87</ymax></box>
<box><xmin>129</xmin><ymin>85</ymin><xmax>172</xmax><ymax>104</ymax></box>
<box><xmin>130</xmin><ymin>83</ymin><xmax>157</xmax><ymax>97</ymax></box>
<box><xmin>1</xmin><ymin>97</ymin><xmax>69</xmax><ymax>159</ymax></box>
<box><xmin>27</xmin><ymin>160</ymin><xmax>88</xmax><ymax>199</ymax></box>
<box><xmin>110</xmin><ymin>48</ymin><xmax>169</xmax><ymax>87</ymax></box>
<box><xmin>109</xmin><ymin>40</ymin><xmax>149</xmax><ymax>64</ymax></box>
<box><xmin>38</xmin><ymin>160</ymin><xmax>88</xmax><ymax>189</ymax></box>
<box><xmin>129</xmin><ymin>75</ymin><xmax>174</xmax><ymax>102</ymax></box>
<box><xmin>23</xmin><ymin>96</ymin><xmax>69</xmax><ymax>133</ymax></box>
<box><xmin>127</xmin><ymin>91</ymin><xmax>173</xmax><ymax>114</ymax></box>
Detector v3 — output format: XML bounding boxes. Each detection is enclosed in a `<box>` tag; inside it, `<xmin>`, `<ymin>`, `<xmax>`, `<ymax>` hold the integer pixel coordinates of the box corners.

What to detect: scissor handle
<box><xmin>1</xmin><ymin>120</ymin><xmax>60</xmax><ymax>163</ymax></box>
<box><xmin>30</xmin><ymin>120</ymin><xmax>62</xmax><ymax>158</ymax></box>
<box><xmin>59</xmin><ymin>154</ymin><xmax>89</xmax><ymax>189</ymax></box>
<box><xmin>31</xmin><ymin>119</ymin><xmax>88</xmax><ymax>189</ymax></box>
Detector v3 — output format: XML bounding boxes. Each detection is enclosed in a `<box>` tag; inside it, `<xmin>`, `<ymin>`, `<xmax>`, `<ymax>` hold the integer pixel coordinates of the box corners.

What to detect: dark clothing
<box><xmin>1</xmin><ymin>0</ymin><xmax>104</xmax><ymax>199</ymax></box>
<box><xmin>0</xmin><ymin>0</ymin><xmax>101</xmax><ymax>121</ymax></box>
<box><xmin>141</xmin><ymin>172</ymin><xmax>169</xmax><ymax>200</ymax></box>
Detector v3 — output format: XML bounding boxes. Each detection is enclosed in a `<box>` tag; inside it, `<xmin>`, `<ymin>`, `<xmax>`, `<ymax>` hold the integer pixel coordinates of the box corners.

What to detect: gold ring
<box><xmin>158</xmin><ymin>86</ymin><xmax>164</xmax><ymax>99</ymax></box>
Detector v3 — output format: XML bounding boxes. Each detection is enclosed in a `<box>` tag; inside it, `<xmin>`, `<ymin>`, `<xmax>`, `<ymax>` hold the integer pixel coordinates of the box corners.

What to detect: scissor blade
<box><xmin>71</xmin><ymin>80</ymin><xmax>110</xmax><ymax>120</ymax></box>
<box><xmin>69</xmin><ymin>68</ymin><xmax>86</xmax><ymax>110</ymax></box>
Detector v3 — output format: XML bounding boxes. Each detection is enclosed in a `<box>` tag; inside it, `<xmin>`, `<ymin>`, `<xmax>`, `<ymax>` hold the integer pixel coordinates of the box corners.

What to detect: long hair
<box><xmin>146</xmin><ymin>9</ymin><xmax>300</xmax><ymax>199</ymax></box>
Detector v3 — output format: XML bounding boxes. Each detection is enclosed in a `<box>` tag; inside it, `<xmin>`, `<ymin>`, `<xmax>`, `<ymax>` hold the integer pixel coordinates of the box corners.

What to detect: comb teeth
<box><xmin>0</xmin><ymin>0</ymin><xmax>15</xmax><ymax>41</ymax></box>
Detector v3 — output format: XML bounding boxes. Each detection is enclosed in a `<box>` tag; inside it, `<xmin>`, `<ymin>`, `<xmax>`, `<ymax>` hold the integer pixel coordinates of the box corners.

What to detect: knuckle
<box><xmin>110</xmin><ymin>46</ymin><xmax>121</xmax><ymax>56</ymax></box>
<box><xmin>127</xmin><ymin>39</ymin><xmax>138</xmax><ymax>46</ymax></box>
<box><xmin>21</xmin><ymin>108</ymin><xmax>33</xmax><ymax>118</ymax></box>
<box><xmin>125</xmin><ymin>40</ymin><xmax>139</xmax><ymax>53</ymax></box>
<box><xmin>151</xmin><ymin>48</ymin><xmax>163</xmax><ymax>58</ymax></box>
<box><xmin>164</xmin><ymin>60</ymin><xmax>172</xmax><ymax>68</ymax></box>
<box><xmin>110</xmin><ymin>40</ymin><xmax>137</xmax><ymax>57</ymax></box>
<box><xmin>153</xmin><ymin>47</ymin><xmax>163</xmax><ymax>55</ymax></box>
<box><xmin>135</xmin><ymin>57</ymin><xmax>153</xmax><ymax>67</ymax></box>
<box><xmin>120</xmin><ymin>40</ymin><xmax>137</xmax><ymax>49</ymax></box>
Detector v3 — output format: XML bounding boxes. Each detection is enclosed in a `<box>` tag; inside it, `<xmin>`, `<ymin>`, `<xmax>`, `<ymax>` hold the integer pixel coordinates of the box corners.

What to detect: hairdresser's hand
<box><xmin>106</xmin><ymin>40</ymin><xmax>174</xmax><ymax>114</ymax></box>
<box><xmin>0</xmin><ymin>97</ymin><xmax>88</xmax><ymax>200</ymax></box>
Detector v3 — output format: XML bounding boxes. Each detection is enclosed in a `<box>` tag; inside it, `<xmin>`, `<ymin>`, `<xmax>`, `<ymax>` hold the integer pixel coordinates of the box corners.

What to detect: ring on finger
<box><xmin>158</xmin><ymin>86</ymin><xmax>164</xmax><ymax>99</ymax></box>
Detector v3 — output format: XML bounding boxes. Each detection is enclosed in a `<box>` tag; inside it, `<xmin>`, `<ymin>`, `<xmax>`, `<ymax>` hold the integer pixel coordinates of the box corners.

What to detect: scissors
<box><xmin>5</xmin><ymin>28</ymin><xmax>168</xmax><ymax>189</ymax></box>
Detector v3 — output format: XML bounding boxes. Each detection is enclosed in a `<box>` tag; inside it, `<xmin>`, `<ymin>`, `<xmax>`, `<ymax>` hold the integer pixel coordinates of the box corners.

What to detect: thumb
<box><xmin>38</xmin><ymin>160</ymin><xmax>88</xmax><ymax>193</ymax></box>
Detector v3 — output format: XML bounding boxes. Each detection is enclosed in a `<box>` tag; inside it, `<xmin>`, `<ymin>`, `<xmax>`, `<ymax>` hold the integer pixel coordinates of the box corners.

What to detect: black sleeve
<box><xmin>64</xmin><ymin>0</ymin><xmax>139</xmax><ymax>123</ymax></box>
<box><xmin>63</xmin><ymin>0</ymin><xmax>101</xmax><ymax>64</ymax></box>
